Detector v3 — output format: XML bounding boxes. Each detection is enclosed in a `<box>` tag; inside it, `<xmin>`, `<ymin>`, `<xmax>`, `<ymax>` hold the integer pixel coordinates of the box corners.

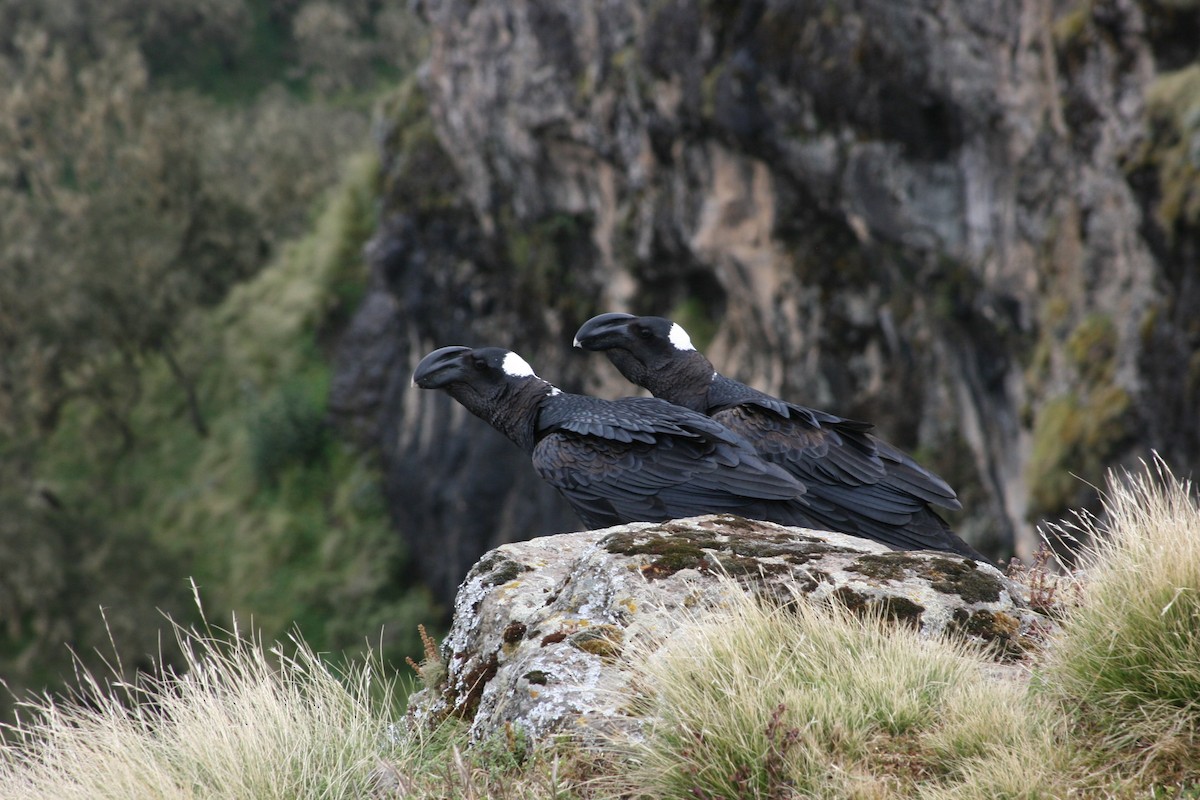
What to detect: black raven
<box><xmin>573</xmin><ymin>313</ymin><xmax>987</xmax><ymax>560</ymax></box>
<box><xmin>412</xmin><ymin>345</ymin><xmax>820</xmax><ymax>530</ymax></box>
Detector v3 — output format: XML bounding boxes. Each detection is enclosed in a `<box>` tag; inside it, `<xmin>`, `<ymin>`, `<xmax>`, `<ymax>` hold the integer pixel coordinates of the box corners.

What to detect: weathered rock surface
<box><xmin>331</xmin><ymin>0</ymin><xmax>1200</xmax><ymax>604</ymax></box>
<box><xmin>405</xmin><ymin>515</ymin><xmax>1042</xmax><ymax>745</ymax></box>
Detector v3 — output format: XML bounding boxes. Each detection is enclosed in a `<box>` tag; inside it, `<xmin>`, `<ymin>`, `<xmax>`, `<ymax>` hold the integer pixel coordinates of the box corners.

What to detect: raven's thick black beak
<box><xmin>573</xmin><ymin>312</ymin><xmax>636</xmax><ymax>350</ymax></box>
<box><xmin>412</xmin><ymin>345</ymin><xmax>473</xmax><ymax>389</ymax></box>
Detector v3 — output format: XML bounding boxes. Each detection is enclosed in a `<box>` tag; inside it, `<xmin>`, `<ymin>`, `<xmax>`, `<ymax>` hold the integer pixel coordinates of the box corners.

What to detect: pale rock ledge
<box><xmin>405</xmin><ymin>515</ymin><xmax>1043</xmax><ymax>745</ymax></box>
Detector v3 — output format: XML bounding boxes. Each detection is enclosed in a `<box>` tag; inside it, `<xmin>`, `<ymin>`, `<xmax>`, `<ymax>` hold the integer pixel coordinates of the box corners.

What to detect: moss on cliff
<box><xmin>500</xmin><ymin>209</ymin><xmax>600</xmax><ymax>322</ymax></box>
<box><xmin>376</xmin><ymin>80</ymin><xmax>462</xmax><ymax>214</ymax></box>
<box><xmin>1024</xmin><ymin>304</ymin><xmax>1136</xmax><ymax>518</ymax></box>
<box><xmin>669</xmin><ymin>297</ymin><xmax>720</xmax><ymax>352</ymax></box>
<box><xmin>1065</xmin><ymin>313</ymin><xmax>1118</xmax><ymax>383</ymax></box>
<box><xmin>1052</xmin><ymin>2</ymin><xmax>1095</xmax><ymax>52</ymax></box>
<box><xmin>1140</xmin><ymin>64</ymin><xmax>1200</xmax><ymax>237</ymax></box>
<box><xmin>1028</xmin><ymin>385</ymin><xmax>1133</xmax><ymax>517</ymax></box>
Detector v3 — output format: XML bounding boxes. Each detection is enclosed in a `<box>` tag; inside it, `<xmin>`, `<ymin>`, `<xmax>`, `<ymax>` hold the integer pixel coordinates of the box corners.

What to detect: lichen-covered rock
<box><xmin>405</xmin><ymin>515</ymin><xmax>1044</xmax><ymax>745</ymax></box>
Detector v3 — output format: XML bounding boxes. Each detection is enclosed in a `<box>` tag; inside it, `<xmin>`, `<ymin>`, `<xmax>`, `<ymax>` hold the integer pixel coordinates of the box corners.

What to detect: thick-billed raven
<box><xmin>411</xmin><ymin>345</ymin><xmax>820</xmax><ymax>531</ymax></box>
<box><xmin>574</xmin><ymin>313</ymin><xmax>987</xmax><ymax>561</ymax></box>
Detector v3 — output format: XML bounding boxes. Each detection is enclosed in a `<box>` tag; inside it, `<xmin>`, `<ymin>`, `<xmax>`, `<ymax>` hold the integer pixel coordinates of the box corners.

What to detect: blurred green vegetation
<box><xmin>1025</xmin><ymin>310</ymin><xmax>1137</xmax><ymax>518</ymax></box>
<box><xmin>1141</xmin><ymin>62</ymin><xmax>1200</xmax><ymax>239</ymax></box>
<box><xmin>0</xmin><ymin>0</ymin><xmax>433</xmax><ymax>722</ymax></box>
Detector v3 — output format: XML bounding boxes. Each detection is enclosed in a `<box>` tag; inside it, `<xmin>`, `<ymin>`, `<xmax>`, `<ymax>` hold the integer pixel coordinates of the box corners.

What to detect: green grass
<box><xmin>375</xmin><ymin>720</ymin><xmax>609</xmax><ymax>799</ymax></box>
<box><xmin>1039</xmin><ymin>455</ymin><xmax>1200</xmax><ymax>787</ymax></box>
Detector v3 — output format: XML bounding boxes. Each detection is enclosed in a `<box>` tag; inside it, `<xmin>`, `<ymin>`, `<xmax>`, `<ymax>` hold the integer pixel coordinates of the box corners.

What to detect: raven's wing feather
<box><xmin>532</xmin><ymin>397</ymin><xmax>814</xmax><ymax>530</ymax></box>
<box><xmin>718</xmin><ymin>403</ymin><xmax>960</xmax><ymax>509</ymax></box>
<box><xmin>714</xmin><ymin>403</ymin><xmax>982</xmax><ymax>558</ymax></box>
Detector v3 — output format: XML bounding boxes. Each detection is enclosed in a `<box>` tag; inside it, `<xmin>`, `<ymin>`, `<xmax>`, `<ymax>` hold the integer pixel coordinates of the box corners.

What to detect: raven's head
<box><xmin>413</xmin><ymin>345</ymin><xmax>553</xmax><ymax>451</ymax></box>
<box><xmin>573</xmin><ymin>313</ymin><xmax>713</xmax><ymax>410</ymax></box>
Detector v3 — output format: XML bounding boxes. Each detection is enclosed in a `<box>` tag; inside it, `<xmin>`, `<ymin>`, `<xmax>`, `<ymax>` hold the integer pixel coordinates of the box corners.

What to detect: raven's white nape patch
<box><xmin>668</xmin><ymin>323</ymin><xmax>695</xmax><ymax>351</ymax></box>
<box><xmin>502</xmin><ymin>351</ymin><xmax>537</xmax><ymax>378</ymax></box>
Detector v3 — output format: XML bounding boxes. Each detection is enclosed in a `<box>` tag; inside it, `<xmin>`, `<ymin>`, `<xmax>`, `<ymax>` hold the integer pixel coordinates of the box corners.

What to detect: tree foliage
<box><xmin>0</xmin><ymin>0</ymin><xmax>429</xmax><ymax>721</ymax></box>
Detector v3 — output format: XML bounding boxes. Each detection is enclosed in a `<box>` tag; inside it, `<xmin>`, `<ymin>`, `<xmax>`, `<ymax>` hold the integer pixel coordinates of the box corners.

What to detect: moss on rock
<box><xmin>948</xmin><ymin>608</ymin><xmax>1028</xmax><ymax>660</ymax></box>
<box><xmin>846</xmin><ymin>553</ymin><xmax>1003</xmax><ymax>603</ymax></box>
<box><xmin>450</xmin><ymin>651</ymin><xmax>499</xmax><ymax>720</ymax></box>
<box><xmin>1140</xmin><ymin>64</ymin><xmax>1200</xmax><ymax>235</ymax></box>
<box><xmin>376</xmin><ymin>79</ymin><xmax>462</xmax><ymax>213</ymax></box>
<box><xmin>831</xmin><ymin>586</ymin><xmax>926</xmax><ymax>626</ymax></box>
<box><xmin>604</xmin><ymin>530</ymin><xmax>718</xmax><ymax>578</ymax></box>
<box><xmin>568</xmin><ymin>625</ymin><xmax>625</xmax><ymax>659</ymax></box>
<box><xmin>475</xmin><ymin>553</ymin><xmax>530</xmax><ymax>587</ymax></box>
<box><xmin>523</xmin><ymin>670</ymin><xmax>548</xmax><ymax>686</ymax></box>
<box><xmin>604</xmin><ymin>522</ymin><xmax>847</xmax><ymax>580</ymax></box>
<box><xmin>1065</xmin><ymin>313</ymin><xmax>1118</xmax><ymax>383</ymax></box>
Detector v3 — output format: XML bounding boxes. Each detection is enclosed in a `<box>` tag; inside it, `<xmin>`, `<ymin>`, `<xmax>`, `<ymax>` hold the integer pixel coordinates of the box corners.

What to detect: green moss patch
<box><xmin>604</xmin><ymin>524</ymin><xmax>850</xmax><ymax>581</ymax></box>
<box><xmin>1028</xmin><ymin>385</ymin><xmax>1133</xmax><ymax>516</ymax></box>
<box><xmin>846</xmin><ymin>554</ymin><xmax>1004</xmax><ymax>603</ymax></box>
<box><xmin>523</xmin><ymin>670</ymin><xmax>549</xmax><ymax>686</ymax></box>
<box><xmin>475</xmin><ymin>554</ymin><xmax>531</xmax><ymax>587</ymax></box>
<box><xmin>713</xmin><ymin>553</ymin><xmax>793</xmax><ymax>577</ymax></box>
<box><xmin>830</xmin><ymin>587</ymin><xmax>926</xmax><ymax>626</ymax></box>
<box><xmin>604</xmin><ymin>531</ymin><xmax>718</xmax><ymax>578</ymax></box>
<box><xmin>1065</xmin><ymin>313</ymin><xmax>1118</xmax><ymax>384</ymax></box>
<box><xmin>376</xmin><ymin>80</ymin><xmax>463</xmax><ymax>213</ymax></box>
<box><xmin>569</xmin><ymin>625</ymin><xmax>625</xmax><ymax>660</ymax></box>
<box><xmin>949</xmin><ymin>608</ymin><xmax>1028</xmax><ymax>659</ymax></box>
<box><xmin>1140</xmin><ymin>64</ymin><xmax>1200</xmax><ymax>235</ymax></box>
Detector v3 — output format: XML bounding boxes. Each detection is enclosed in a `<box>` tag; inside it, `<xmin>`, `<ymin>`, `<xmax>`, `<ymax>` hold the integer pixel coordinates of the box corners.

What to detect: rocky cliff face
<box><xmin>331</xmin><ymin>0</ymin><xmax>1200</xmax><ymax>604</ymax></box>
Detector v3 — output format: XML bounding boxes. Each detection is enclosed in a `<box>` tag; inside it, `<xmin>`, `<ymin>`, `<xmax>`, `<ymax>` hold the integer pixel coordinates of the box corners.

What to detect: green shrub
<box><xmin>248</xmin><ymin>378</ymin><xmax>331</xmax><ymax>488</ymax></box>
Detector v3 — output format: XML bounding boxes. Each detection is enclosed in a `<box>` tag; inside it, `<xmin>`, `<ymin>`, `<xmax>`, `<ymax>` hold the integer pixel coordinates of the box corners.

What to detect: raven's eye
<box><xmin>472</xmin><ymin>357</ymin><xmax>489</xmax><ymax>371</ymax></box>
<box><xmin>636</xmin><ymin>325</ymin><xmax>654</xmax><ymax>340</ymax></box>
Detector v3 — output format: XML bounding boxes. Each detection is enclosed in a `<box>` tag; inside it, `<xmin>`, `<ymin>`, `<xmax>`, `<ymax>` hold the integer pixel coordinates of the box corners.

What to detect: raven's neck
<box><xmin>624</xmin><ymin>349</ymin><xmax>715</xmax><ymax>413</ymax></box>
<box><xmin>458</xmin><ymin>379</ymin><xmax>554</xmax><ymax>455</ymax></box>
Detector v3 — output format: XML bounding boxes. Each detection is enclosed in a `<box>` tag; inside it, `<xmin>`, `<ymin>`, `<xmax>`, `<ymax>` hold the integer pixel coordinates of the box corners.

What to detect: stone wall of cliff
<box><xmin>331</xmin><ymin>0</ymin><xmax>1200</xmax><ymax>604</ymax></box>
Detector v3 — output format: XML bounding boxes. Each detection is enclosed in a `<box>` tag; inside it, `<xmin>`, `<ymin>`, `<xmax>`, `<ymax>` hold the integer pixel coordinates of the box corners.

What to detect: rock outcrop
<box><xmin>331</xmin><ymin>0</ymin><xmax>1200</xmax><ymax>604</ymax></box>
<box><xmin>405</xmin><ymin>515</ymin><xmax>1042</xmax><ymax>745</ymax></box>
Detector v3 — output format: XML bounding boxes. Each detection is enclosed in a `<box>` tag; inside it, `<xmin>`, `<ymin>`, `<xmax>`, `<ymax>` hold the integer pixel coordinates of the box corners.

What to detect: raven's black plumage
<box><xmin>411</xmin><ymin>345</ymin><xmax>816</xmax><ymax>530</ymax></box>
<box><xmin>574</xmin><ymin>313</ymin><xmax>988</xmax><ymax>561</ymax></box>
